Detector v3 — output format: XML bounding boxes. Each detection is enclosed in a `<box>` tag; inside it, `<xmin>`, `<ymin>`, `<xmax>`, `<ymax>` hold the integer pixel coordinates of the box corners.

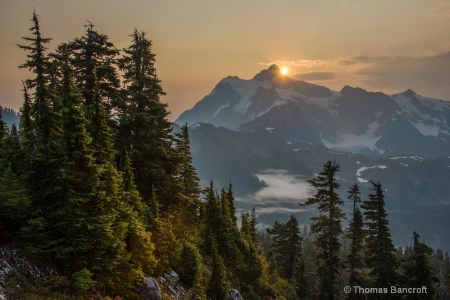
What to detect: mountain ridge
<box><xmin>176</xmin><ymin>65</ymin><xmax>450</xmax><ymax>158</ymax></box>
<box><xmin>174</xmin><ymin>65</ymin><xmax>450</xmax><ymax>251</ymax></box>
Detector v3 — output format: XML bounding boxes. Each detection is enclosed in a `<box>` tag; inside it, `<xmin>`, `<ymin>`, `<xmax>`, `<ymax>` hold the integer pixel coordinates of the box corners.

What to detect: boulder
<box><xmin>227</xmin><ymin>289</ymin><xmax>243</xmax><ymax>300</ymax></box>
<box><xmin>139</xmin><ymin>277</ymin><xmax>162</xmax><ymax>300</ymax></box>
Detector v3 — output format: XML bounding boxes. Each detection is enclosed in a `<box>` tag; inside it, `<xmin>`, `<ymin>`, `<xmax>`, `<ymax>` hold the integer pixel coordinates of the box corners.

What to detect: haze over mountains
<box><xmin>178</xmin><ymin>64</ymin><xmax>450</xmax><ymax>158</ymax></box>
<box><xmin>0</xmin><ymin>107</ymin><xmax>19</xmax><ymax>130</ymax></box>
<box><xmin>175</xmin><ymin>65</ymin><xmax>450</xmax><ymax>251</ymax></box>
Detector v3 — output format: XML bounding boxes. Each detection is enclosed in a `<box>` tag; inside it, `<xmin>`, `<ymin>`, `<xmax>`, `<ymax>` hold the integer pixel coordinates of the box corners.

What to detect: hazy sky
<box><xmin>1</xmin><ymin>0</ymin><xmax>450</xmax><ymax>121</ymax></box>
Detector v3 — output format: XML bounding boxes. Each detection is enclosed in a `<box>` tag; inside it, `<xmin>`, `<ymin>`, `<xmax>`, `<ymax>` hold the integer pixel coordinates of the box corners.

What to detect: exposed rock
<box><xmin>139</xmin><ymin>277</ymin><xmax>162</xmax><ymax>300</ymax></box>
<box><xmin>1</xmin><ymin>245</ymin><xmax>53</xmax><ymax>300</ymax></box>
<box><xmin>227</xmin><ymin>289</ymin><xmax>243</xmax><ymax>300</ymax></box>
<box><xmin>159</xmin><ymin>270</ymin><xmax>186</xmax><ymax>299</ymax></box>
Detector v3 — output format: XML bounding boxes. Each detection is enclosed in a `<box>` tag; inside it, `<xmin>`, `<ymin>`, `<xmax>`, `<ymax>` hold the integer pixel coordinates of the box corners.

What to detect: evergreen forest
<box><xmin>0</xmin><ymin>11</ymin><xmax>450</xmax><ymax>299</ymax></box>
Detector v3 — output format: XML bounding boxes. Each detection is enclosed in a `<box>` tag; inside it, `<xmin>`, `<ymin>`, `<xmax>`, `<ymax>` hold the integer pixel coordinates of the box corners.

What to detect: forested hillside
<box><xmin>1</xmin><ymin>11</ymin><xmax>449</xmax><ymax>299</ymax></box>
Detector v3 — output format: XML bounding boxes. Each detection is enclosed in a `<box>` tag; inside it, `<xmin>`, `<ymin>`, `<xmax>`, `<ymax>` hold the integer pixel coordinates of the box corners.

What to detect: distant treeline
<box><xmin>0</xmin><ymin>106</ymin><xmax>19</xmax><ymax>115</ymax></box>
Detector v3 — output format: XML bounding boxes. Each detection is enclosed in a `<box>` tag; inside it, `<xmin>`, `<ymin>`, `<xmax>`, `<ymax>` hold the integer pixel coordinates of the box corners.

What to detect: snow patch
<box><xmin>227</xmin><ymin>78</ymin><xmax>263</xmax><ymax>114</ymax></box>
<box><xmin>392</xmin><ymin>93</ymin><xmax>450</xmax><ymax>137</ymax></box>
<box><xmin>190</xmin><ymin>123</ymin><xmax>202</xmax><ymax>129</ymax></box>
<box><xmin>413</xmin><ymin>120</ymin><xmax>440</xmax><ymax>136</ymax></box>
<box><xmin>356</xmin><ymin>165</ymin><xmax>387</xmax><ymax>182</ymax></box>
<box><xmin>213</xmin><ymin>102</ymin><xmax>230</xmax><ymax>117</ymax></box>
<box><xmin>389</xmin><ymin>155</ymin><xmax>425</xmax><ymax>161</ymax></box>
<box><xmin>322</xmin><ymin>120</ymin><xmax>384</xmax><ymax>154</ymax></box>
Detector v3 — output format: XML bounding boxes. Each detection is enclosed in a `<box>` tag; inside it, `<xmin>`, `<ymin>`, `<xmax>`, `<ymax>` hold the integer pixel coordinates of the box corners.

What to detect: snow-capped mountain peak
<box><xmin>175</xmin><ymin>65</ymin><xmax>450</xmax><ymax>157</ymax></box>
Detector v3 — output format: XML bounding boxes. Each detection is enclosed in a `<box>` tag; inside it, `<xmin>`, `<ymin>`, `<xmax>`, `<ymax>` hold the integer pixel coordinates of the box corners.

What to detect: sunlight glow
<box><xmin>281</xmin><ymin>67</ymin><xmax>289</xmax><ymax>75</ymax></box>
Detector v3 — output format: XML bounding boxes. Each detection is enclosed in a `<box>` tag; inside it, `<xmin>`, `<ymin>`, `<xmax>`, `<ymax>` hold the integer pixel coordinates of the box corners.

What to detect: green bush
<box><xmin>72</xmin><ymin>268</ymin><xmax>96</xmax><ymax>292</ymax></box>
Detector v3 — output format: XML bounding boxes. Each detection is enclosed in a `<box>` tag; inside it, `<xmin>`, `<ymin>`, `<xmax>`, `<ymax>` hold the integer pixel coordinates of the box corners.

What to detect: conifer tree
<box><xmin>121</xmin><ymin>150</ymin><xmax>147</xmax><ymax>216</ymax></box>
<box><xmin>203</xmin><ymin>181</ymin><xmax>222</xmax><ymax>253</ymax></box>
<box><xmin>249</xmin><ymin>208</ymin><xmax>259</xmax><ymax>244</ymax></box>
<box><xmin>266</xmin><ymin>215</ymin><xmax>303</xmax><ymax>282</ymax></box>
<box><xmin>305</xmin><ymin>160</ymin><xmax>344</xmax><ymax>300</ymax></box>
<box><xmin>57</xmin><ymin>52</ymin><xmax>100</xmax><ymax>269</ymax></box>
<box><xmin>19</xmin><ymin>82</ymin><xmax>35</xmax><ymax>151</ymax></box>
<box><xmin>115</xmin><ymin>150</ymin><xmax>156</xmax><ymax>293</ymax></box>
<box><xmin>46</xmin><ymin>53</ymin><xmax>127</xmax><ymax>284</ymax></box>
<box><xmin>17</xmin><ymin>9</ymin><xmax>60</xmax><ymax>144</ymax></box>
<box><xmin>241</xmin><ymin>211</ymin><xmax>251</xmax><ymax>237</ymax></box>
<box><xmin>203</xmin><ymin>181</ymin><xmax>234</xmax><ymax>261</ymax></box>
<box><xmin>361</xmin><ymin>181</ymin><xmax>399</xmax><ymax>292</ymax></box>
<box><xmin>0</xmin><ymin>110</ymin><xmax>7</xmax><ymax>142</ymax></box>
<box><xmin>0</xmin><ymin>164</ymin><xmax>31</xmax><ymax>236</ymax></box>
<box><xmin>174</xmin><ymin>124</ymin><xmax>202</xmax><ymax>223</ymax></box>
<box><xmin>116</xmin><ymin>29</ymin><xmax>175</xmax><ymax>211</ymax></box>
<box><xmin>346</xmin><ymin>183</ymin><xmax>366</xmax><ymax>295</ymax></box>
<box><xmin>176</xmin><ymin>241</ymin><xmax>207</xmax><ymax>299</ymax></box>
<box><xmin>207</xmin><ymin>238</ymin><xmax>229</xmax><ymax>300</ymax></box>
<box><xmin>241</xmin><ymin>208</ymin><xmax>259</xmax><ymax>244</ymax></box>
<box><xmin>220</xmin><ymin>187</ymin><xmax>232</xmax><ymax>226</ymax></box>
<box><xmin>444</xmin><ymin>252</ymin><xmax>450</xmax><ymax>295</ymax></box>
<box><xmin>16</xmin><ymin>13</ymin><xmax>65</xmax><ymax>255</ymax></box>
<box><xmin>66</xmin><ymin>22</ymin><xmax>120</xmax><ymax>111</ymax></box>
<box><xmin>401</xmin><ymin>232</ymin><xmax>436</xmax><ymax>299</ymax></box>
<box><xmin>0</xmin><ymin>114</ymin><xmax>30</xmax><ymax>236</ymax></box>
<box><xmin>227</xmin><ymin>182</ymin><xmax>238</xmax><ymax>227</ymax></box>
<box><xmin>86</xmin><ymin>71</ymin><xmax>116</xmax><ymax>164</ymax></box>
<box><xmin>0</xmin><ymin>116</ymin><xmax>20</xmax><ymax>176</ymax></box>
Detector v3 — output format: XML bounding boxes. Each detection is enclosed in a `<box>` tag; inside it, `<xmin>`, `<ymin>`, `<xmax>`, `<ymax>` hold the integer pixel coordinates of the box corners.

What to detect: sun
<box><xmin>281</xmin><ymin>67</ymin><xmax>288</xmax><ymax>75</ymax></box>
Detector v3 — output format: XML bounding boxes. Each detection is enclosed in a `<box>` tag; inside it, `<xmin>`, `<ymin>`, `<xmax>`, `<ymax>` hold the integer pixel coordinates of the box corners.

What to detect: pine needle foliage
<box><xmin>361</xmin><ymin>181</ymin><xmax>399</xmax><ymax>292</ymax></box>
<box><xmin>346</xmin><ymin>183</ymin><xmax>366</xmax><ymax>295</ymax></box>
<box><xmin>305</xmin><ymin>160</ymin><xmax>344</xmax><ymax>300</ymax></box>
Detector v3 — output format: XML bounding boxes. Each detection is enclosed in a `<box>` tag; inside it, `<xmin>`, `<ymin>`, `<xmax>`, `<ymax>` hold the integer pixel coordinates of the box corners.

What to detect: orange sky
<box><xmin>1</xmin><ymin>0</ymin><xmax>450</xmax><ymax>121</ymax></box>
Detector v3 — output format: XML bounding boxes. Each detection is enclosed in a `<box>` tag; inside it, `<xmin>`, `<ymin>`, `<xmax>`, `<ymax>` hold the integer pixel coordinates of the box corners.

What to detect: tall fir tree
<box><xmin>207</xmin><ymin>237</ymin><xmax>229</xmax><ymax>300</ymax></box>
<box><xmin>48</xmin><ymin>52</ymin><xmax>127</xmax><ymax>285</ymax></box>
<box><xmin>174</xmin><ymin>124</ymin><xmax>202</xmax><ymax>224</ymax></box>
<box><xmin>202</xmin><ymin>181</ymin><xmax>226</xmax><ymax>256</ymax></box>
<box><xmin>241</xmin><ymin>208</ymin><xmax>259</xmax><ymax>245</ymax></box>
<box><xmin>19</xmin><ymin>82</ymin><xmax>36</xmax><ymax>151</ymax></box>
<box><xmin>114</xmin><ymin>150</ymin><xmax>157</xmax><ymax>295</ymax></box>
<box><xmin>116</xmin><ymin>29</ymin><xmax>176</xmax><ymax>212</ymax></box>
<box><xmin>305</xmin><ymin>160</ymin><xmax>344</xmax><ymax>300</ymax></box>
<box><xmin>361</xmin><ymin>181</ymin><xmax>399</xmax><ymax>294</ymax></box>
<box><xmin>0</xmin><ymin>113</ymin><xmax>31</xmax><ymax>237</ymax></box>
<box><xmin>17</xmin><ymin>9</ymin><xmax>60</xmax><ymax>145</ymax></box>
<box><xmin>401</xmin><ymin>232</ymin><xmax>437</xmax><ymax>299</ymax></box>
<box><xmin>267</xmin><ymin>215</ymin><xmax>302</xmax><ymax>280</ymax></box>
<box><xmin>87</xmin><ymin>70</ymin><xmax>116</xmax><ymax>164</ymax></box>
<box><xmin>226</xmin><ymin>182</ymin><xmax>238</xmax><ymax>227</ymax></box>
<box><xmin>176</xmin><ymin>241</ymin><xmax>207</xmax><ymax>300</ymax></box>
<box><xmin>346</xmin><ymin>183</ymin><xmax>366</xmax><ymax>297</ymax></box>
<box><xmin>17</xmin><ymin>11</ymin><xmax>63</xmax><ymax>254</ymax></box>
<box><xmin>66</xmin><ymin>22</ymin><xmax>120</xmax><ymax>112</ymax></box>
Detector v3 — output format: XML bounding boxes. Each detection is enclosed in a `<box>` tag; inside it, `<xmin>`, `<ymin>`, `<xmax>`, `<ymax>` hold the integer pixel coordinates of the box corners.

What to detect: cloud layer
<box><xmin>248</xmin><ymin>169</ymin><xmax>312</xmax><ymax>204</ymax></box>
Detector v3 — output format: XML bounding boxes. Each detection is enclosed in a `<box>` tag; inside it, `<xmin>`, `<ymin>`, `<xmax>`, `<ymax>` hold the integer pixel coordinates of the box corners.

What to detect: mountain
<box><xmin>176</xmin><ymin>65</ymin><xmax>332</xmax><ymax>130</ymax></box>
<box><xmin>0</xmin><ymin>106</ymin><xmax>20</xmax><ymax>130</ymax></box>
<box><xmin>175</xmin><ymin>65</ymin><xmax>450</xmax><ymax>251</ymax></box>
<box><xmin>176</xmin><ymin>65</ymin><xmax>450</xmax><ymax>158</ymax></box>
